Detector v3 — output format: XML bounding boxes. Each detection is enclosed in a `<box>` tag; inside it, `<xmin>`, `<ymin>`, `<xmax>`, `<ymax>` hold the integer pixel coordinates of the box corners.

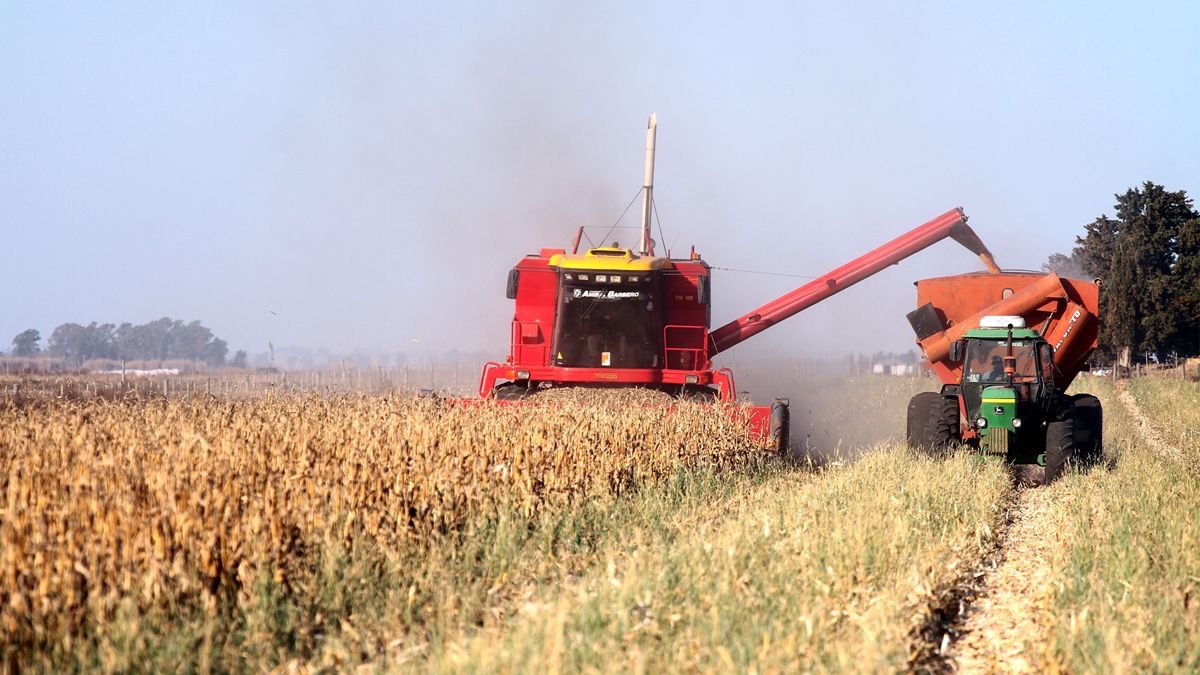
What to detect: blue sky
<box><xmin>3</xmin><ymin>2</ymin><xmax>1198</xmax><ymax>359</ymax></box>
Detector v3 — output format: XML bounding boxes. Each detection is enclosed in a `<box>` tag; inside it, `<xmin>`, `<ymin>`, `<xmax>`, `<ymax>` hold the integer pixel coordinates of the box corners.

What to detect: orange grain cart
<box><xmin>906</xmin><ymin>271</ymin><xmax>1101</xmax><ymax>482</ymax></box>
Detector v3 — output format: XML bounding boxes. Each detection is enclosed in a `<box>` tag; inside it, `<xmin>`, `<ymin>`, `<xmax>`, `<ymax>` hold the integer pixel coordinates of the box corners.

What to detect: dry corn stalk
<box><xmin>0</xmin><ymin>392</ymin><xmax>765</xmax><ymax>652</ymax></box>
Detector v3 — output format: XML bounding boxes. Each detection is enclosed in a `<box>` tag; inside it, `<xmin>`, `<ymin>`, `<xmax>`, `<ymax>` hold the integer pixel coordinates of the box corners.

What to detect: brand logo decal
<box><xmin>1054</xmin><ymin>309</ymin><xmax>1083</xmax><ymax>351</ymax></box>
<box><xmin>572</xmin><ymin>289</ymin><xmax>641</xmax><ymax>300</ymax></box>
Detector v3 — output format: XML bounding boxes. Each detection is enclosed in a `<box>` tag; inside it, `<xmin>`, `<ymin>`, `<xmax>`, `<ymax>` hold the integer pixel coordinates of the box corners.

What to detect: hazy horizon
<box><xmin>5</xmin><ymin>3</ymin><xmax>1198</xmax><ymax>361</ymax></box>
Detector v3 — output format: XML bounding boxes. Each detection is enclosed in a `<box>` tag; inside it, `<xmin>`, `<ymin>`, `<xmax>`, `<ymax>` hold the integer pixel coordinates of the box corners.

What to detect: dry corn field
<box><xmin>0</xmin><ymin>390</ymin><xmax>763</xmax><ymax>670</ymax></box>
<box><xmin>1</xmin><ymin>375</ymin><xmax>1198</xmax><ymax>672</ymax></box>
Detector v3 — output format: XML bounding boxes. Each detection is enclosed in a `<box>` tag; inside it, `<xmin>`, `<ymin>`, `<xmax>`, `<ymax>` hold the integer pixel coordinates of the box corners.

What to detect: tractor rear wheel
<box><xmin>1044</xmin><ymin>402</ymin><xmax>1076</xmax><ymax>483</ymax></box>
<box><xmin>906</xmin><ymin>392</ymin><xmax>938</xmax><ymax>451</ymax></box>
<box><xmin>1071</xmin><ymin>393</ymin><xmax>1103</xmax><ymax>466</ymax></box>
<box><xmin>922</xmin><ymin>395</ymin><xmax>961</xmax><ymax>454</ymax></box>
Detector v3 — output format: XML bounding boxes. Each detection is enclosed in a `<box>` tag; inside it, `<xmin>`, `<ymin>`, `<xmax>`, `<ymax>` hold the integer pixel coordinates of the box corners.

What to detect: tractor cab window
<box><xmin>1040</xmin><ymin>343</ymin><xmax>1055</xmax><ymax>382</ymax></box>
<box><xmin>553</xmin><ymin>272</ymin><xmax>662</xmax><ymax>368</ymax></box>
<box><xmin>964</xmin><ymin>340</ymin><xmax>1038</xmax><ymax>384</ymax></box>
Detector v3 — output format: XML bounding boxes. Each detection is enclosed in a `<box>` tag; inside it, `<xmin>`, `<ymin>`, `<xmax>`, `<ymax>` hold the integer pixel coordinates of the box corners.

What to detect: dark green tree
<box><xmin>48</xmin><ymin>322</ymin><xmax>116</xmax><ymax>367</ymax></box>
<box><xmin>11</xmin><ymin>329</ymin><xmax>42</xmax><ymax>356</ymax></box>
<box><xmin>50</xmin><ymin>317</ymin><xmax>231</xmax><ymax>367</ymax></box>
<box><xmin>1176</xmin><ymin>215</ymin><xmax>1200</xmax><ymax>354</ymax></box>
<box><xmin>1072</xmin><ymin>182</ymin><xmax>1200</xmax><ymax>358</ymax></box>
<box><xmin>1074</xmin><ymin>215</ymin><xmax>1121</xmax><ymax>278</ymax></box>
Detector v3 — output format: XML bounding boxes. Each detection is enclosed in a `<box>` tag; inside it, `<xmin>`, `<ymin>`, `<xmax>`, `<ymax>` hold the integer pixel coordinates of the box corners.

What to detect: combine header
<box><xmin>479</xmin><ymin>115</ymin><xmax>1000</xmax><ymax>452</ymax></box>
<box><xmin>906</xmin><ymin>271</ymin><xmax>1102</xmax><ymax>481</ymax></box>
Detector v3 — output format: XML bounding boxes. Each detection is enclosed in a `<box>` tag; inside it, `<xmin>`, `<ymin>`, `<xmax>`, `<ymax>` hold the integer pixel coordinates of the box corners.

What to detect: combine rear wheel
<box><xmin>769</xmin><ymin>399</ymin><xmax>790</xmax><ymax>455</ymax></box>
<box><xmin>1044</xmin><ymin>402</ymin><xmax>1076</xmax><ymax>483</ymax></box>
<box><xmin>1071</xmin><ymin>393</ymin><xmax>1103</xmax><ymax>466</ymax></box>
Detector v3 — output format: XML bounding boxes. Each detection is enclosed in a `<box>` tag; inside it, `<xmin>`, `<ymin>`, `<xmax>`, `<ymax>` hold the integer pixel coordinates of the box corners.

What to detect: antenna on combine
<box><xmin>640</xmin><ymin>113</ymin><xmax>657</xmax><ymax>256</ymax></box>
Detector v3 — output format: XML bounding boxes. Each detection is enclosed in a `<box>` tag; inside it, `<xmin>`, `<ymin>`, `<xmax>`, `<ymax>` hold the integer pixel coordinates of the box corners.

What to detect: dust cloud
<box><xmin>3</xmin><ymin>4</ymin><xmax>1094</xmax><ymax>365</ymax></box>
<box><xmin>732</xmin><ymin>351</ymin><xmax>938</xmax><ymax>462</ymax></box>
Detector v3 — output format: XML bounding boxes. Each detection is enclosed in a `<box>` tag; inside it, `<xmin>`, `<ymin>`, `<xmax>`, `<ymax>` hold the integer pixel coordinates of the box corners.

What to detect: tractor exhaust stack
<box><xmin>640</xmin><ymin>113</ymin><xmax>657</xmax><ymax>256</ymax></box>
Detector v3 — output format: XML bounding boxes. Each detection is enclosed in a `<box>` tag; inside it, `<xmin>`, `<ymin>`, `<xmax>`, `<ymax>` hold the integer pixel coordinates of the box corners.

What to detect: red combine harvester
<box><xmin>478</xmin><ymin>115</ymin><xmax>1001</xmax><ymax>452</ymax></box>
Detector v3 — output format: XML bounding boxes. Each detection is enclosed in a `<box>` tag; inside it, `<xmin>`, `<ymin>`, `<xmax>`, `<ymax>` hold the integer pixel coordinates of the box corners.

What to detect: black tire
<box><xmin>1071</xmin><ymin>393</ymin><xmax>1103</xmax><ymax>466</ymax></box>
<box><xmin>493</xmin><ymin>381</ymin><xmax>535</xmax><ymax>401</ymax></box>
<box><xmin>1044</xmin><ymin>402</ymin><xmax>1076</xmax><ymax>483</ymax></box>
<box><xmin>679</xmin><ymin>385</ymin><xmax>720</xmax><ymax>402</ymax></box>
<box><xmin>769</xmin><ymin>399</ymin><xmax>790</xmax><ymax>455</ymax></box>
<box><xmin>923</xmin><ymin>395</ymin><xmax>961</xmax><ymax>454</ymax></box>
<box><xmin>907</xmin><ymin>392</ymin><xmax>938</xmax><ymax>451</ymax></box>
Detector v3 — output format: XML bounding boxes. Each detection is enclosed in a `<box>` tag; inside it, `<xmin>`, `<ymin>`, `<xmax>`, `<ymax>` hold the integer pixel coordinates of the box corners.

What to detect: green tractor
<box><xmin>907</xmin><ymin>317</ymin><xmax>1101</xmax><ymax>482</ymax></box>
<box><xmin>904</xmin><ymin>271</ymin><xmax>1103</xmax><ymax>484</ymax></box>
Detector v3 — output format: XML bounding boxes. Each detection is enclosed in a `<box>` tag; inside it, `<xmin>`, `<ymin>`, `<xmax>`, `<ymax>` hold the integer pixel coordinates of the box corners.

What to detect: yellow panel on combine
<box><xmin>548</xmin><ymin>247</ymin><xmax>672</xmax><ymax>272</ymax></box>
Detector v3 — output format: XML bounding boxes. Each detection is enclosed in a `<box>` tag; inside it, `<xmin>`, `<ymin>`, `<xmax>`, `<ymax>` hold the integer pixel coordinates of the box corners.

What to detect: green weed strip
<box><xmin>423</xmin><ymin>447</ymin><xmax>1011</xmax><ymax>673</ymax></box>
<box><xmin>1044</xmin><ymin>378</ymin><xmax>1200</xmax><ymax>671</ymax></box>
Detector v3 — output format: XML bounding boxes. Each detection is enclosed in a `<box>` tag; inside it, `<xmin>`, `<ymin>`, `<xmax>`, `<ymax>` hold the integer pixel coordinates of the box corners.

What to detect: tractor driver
<box><xmin>986</xmin><ymin>355</ymin><xmax>1006</xmax><ymax>381</ymax></box>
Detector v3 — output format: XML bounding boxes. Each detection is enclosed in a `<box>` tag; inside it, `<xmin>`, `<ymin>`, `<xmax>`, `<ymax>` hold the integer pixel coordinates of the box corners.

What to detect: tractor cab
<box><xmin>957</xmin><ymin>315</ymin><xmax>1057</xmax><ymax>455</ymax></box>
<box><xmin>547</xmin><ymin>247</ymin><xmax>669</xmax><ymax>369</ymax></box>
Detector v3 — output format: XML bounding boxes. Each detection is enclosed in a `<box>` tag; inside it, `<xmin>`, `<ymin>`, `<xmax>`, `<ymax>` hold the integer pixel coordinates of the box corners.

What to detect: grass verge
<box><xmin>1039</xmin><ymin>377</ymin><xmax>1200</xmax><ymax>671</ymax></box>
<box><xmin>421</xmin><ymin>447</ymin><xmax>1011</xmax><ymax>673</ymax></box>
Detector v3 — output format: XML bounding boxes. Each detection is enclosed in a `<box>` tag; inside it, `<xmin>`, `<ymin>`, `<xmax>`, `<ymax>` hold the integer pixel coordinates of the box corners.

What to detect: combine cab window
<box><xmin>964</xmin><ymin>340</ymin><xmax>1038</xmax><ymax>384</ymax></box>
<box><xmin>553</xmin><ymin>274</ymin><xmax>661</xmax><ymax>368</ymax></box>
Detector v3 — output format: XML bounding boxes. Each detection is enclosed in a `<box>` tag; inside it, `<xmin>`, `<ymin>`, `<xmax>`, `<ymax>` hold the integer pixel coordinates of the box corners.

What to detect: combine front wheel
<box><xmin>493</xmin><ymin>382</ymin><xmax>536</xmax><ymax>401</ymax></box>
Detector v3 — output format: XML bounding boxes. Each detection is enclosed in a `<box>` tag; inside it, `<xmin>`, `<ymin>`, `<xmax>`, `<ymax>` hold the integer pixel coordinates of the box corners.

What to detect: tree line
<box><xmin>1044</xmin><ymin>181</ymin><xmax>1200</xmax><ymax>362</ymax></box>
<box><xmin>9</xmin><ymin>318</ymin><xmax>246</xmax><ymax>368</ymax></box>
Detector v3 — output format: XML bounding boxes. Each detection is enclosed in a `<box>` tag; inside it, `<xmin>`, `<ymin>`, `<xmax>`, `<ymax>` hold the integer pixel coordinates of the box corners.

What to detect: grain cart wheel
<box><xmin>922</xmin><ymin>395</ymin><xmax>961</xmax><ymax>455</ymax></box>
<box><xmin>1071</xmin><ymin>393</ymin><xmax>1103</xmax><ymax>466</ymax></box>
<box><xmin>769</xmin><ymin>398</ymin><xmax>791</xmax><ymax>455</ymax></box>
<box><xmin>906</xmin><ymin>392</ymin><xmax>938</xmax><ymax>451</ymax></box>
<box><xmin>1044</xmin><ymin>401</ymin><xmax>1077</xmax><ymax>483</ymax></box>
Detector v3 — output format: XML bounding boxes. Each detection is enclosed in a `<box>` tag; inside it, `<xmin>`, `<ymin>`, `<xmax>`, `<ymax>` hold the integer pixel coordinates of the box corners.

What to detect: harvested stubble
<box><xmin>0</xmin><ymin>392</ymin><xmax>764</xmax><ymax>662</ymax></box>
<box><xmin>1043</xmin><ymin>378</ymin><xmax>1200</xmax><ymax>671</ymax></box>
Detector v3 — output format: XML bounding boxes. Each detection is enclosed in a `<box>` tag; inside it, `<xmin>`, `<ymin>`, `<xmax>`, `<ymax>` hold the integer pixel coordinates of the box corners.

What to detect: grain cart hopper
<box><xmin>478</xmin><ymin>115</ymin><xmax>1000</xmax><ymax>453</ymax></box>
<box><xmin>906</xmin><ymin>272</ymin><xmax>1102</xmax><ymax>481</ymax></box>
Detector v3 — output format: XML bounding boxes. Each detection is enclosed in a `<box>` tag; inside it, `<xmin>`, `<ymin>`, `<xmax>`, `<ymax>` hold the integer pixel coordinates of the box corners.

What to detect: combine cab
<box><xmin>479</xmin><ymin>115</ymin><xmax>1002</xmax><ymax>453</ymax></box>
<box><xmin>906</xmin><ymin>272</ymin><xmax>1102</xmax><ymax>481</ymax></box>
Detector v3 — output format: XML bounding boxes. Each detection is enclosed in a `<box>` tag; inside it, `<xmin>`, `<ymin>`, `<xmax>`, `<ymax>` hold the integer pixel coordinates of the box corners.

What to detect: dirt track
<box><xmin>1115</xmin><ymin>380</ymin><xmax>1182</xmax><ymax>460</ymax></box>
<box><xmin>946</xmin><ymin>384</ymin><xmax>1170</xmax><ymax>673</ymax></box>
<box><xmin>949</xmin><ymin>486</ymin><xmax>1060</xmax><ymax>673</ymax></box>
